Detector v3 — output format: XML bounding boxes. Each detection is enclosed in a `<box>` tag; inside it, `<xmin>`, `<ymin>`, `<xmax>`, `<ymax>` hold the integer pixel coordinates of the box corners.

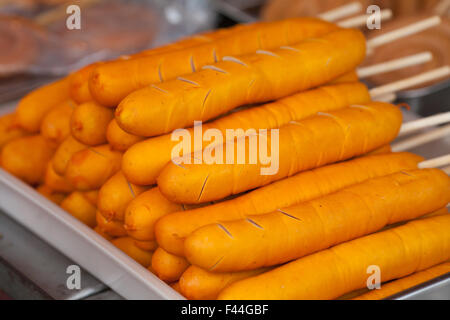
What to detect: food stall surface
<box><xmin>0</xmin><ymin>208</ymin><xmax>123</xmax><ymax>300</ymax></box>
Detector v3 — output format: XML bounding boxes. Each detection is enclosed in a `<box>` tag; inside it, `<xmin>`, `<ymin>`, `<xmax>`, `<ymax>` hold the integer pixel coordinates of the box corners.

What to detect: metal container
<box><xmin>0</xmin><ymin>169</ymin><xmax>184</xmax><ymax>300</ymax></box>
<box><xmin>0</xmin><ymin>96</ymin><xmax>449</xmax><ymax>300</ymax></box>
<box><xmin>396</xmin><ymin>80</ymin><xmax>450</xmax><ymax>117</ymax></box>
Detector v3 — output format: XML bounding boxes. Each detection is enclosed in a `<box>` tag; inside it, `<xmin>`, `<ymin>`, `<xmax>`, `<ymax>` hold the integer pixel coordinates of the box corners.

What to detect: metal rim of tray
<box><xmin>0</xmin><ymin>168</ymin><xmax>184</xmax><ymax>300</ymax></box>
<box><xmin>1</xmin><ymin>167</ymin><xmax>449</xmax><ymax>300</ymax></box>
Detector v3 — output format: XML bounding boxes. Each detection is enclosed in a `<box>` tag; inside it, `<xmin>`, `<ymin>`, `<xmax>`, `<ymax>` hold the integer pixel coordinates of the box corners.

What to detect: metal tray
<box><xmin>0</xmin><ymin>102</ymin><xmax>448</xmax><ymax>300</ymax></box>
<box><xmin>0</xmin><ymin>169</ymin><xmax>184</xmax><ymax>300</ymax></box>
<box><xmin>388</xmin><ymin>273</ymin><xmax>450</xmax><ymax>300</ymax></box>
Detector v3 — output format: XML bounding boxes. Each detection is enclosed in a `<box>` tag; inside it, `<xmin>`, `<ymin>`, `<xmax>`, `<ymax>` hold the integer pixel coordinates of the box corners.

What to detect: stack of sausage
<box><xmin>0</xmin><ymin>16</ymin><xmax>449</xmax><ymax>300</ymax></box>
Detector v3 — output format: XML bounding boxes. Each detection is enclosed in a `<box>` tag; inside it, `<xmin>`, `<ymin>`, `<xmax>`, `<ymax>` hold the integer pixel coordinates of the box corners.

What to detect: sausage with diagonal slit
<box><xmin>157</xmin><ymin>102</ymin><xmax>402</xmax><ymax>204</ymax></box>
<box><xmin>217</xmin><ymin>214</ymin><xmax>450</xmax><ymax>300</ymax></box>
<box><xmin>97</xmin><ymin>171</ymin><xmax>149</xmax><ymax>221</ymax></box>
<box><xmin>151</xmin><ymin>247</ymin><xmax>190</xmax><ymax>282</ymax></box>
<box><xmin>155</xmin><ymin>152</ymin><xmax>423</xmax><ymax>256</ymax></box>
<box><xmin>115</xmin><ymin>28</ymin><xmax>366</xmax><ymax>137</ymax></box>
<box><xmin>122</xmin><ymin>81</ymin><xmax>371</xmax><ymax>186</ymax></box>
<box><xmin>52</xmin><ymin>136</ymin><xmax>86</xmax><ymax>176</ymax></box>
<box><xmin>179</xmin><ymin>266</ymin><xmax>270</xmax><ymax>300</ymax></box>
<box><xmin>61</xmin><ymin>191</ymin><xmax>98</xmax><ymax>227</ymax></box>
<box><xmin>65</xmin><ymin>145</ymin><xmax>122</xmax><ymax>191</ymax></box>
<box><xmin>71</xmin><ymin>101</ymin><xmax>114</xmax><ymax>146</ymax></box>
<box><xmin>96</xmin><ymin>210</ymin><xmax>127</xmax><ymax>237</ymax></box>
<box><xmin>354</xmin><ymin>262</ymin><xmax>450</xmax><ymax>300</ymax></box>
<box><xmin>107</xmin><ymin>119</ymin><xmax>144</xmax><ymax>152</ymax></box>
<box><xmin>184</xmin><ymin>169</ymin><xmax>450</xmax><ymax>272</ymax></box>
<box><xmin>124</xmin><ymin>187</ymin><xmax>210</xmax><ymax>241</ymax></box>
<box><xmin>90</xmin><ymin>17</ymin><xmax>339</xmax><ymax>107</ymax></box>
<box><xmin>16</xmin><ymin>77</ymin><xmax>72</xmax><ymax>133</ymax></box>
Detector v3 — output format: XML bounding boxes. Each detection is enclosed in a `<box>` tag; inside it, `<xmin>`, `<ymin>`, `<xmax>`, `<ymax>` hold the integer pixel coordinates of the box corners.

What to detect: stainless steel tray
<box><xmin>0</xmin><ymin>103</ymin><xmax>448</xmax><ymax>300</ymax></box>
<box><xmin>388</xmin><ymin>273</ymin><xmax>450</xmax><ymax>300</ymax></box>
<box><xmin>0</xmin><ymin>169</ymin><xmax>184</xmax><ymax>300</ymax></box>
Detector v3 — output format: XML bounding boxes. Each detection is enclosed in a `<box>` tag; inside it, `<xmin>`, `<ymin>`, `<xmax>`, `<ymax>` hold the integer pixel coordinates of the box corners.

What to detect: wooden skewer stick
<box><xmin>338</xmin><ymin>9</ymin><xmax>393</xmax><ymax>28</ymax></box>
<box><xmin>369</xmin><ymin>66</ymin><xmax>450</xmax><ymax>98</ymax></box>
<box><xmin>399</xmin><ymin>112</ymin><xmax>450</xmax><ymax>136</ymax></box>
<box><xmin>434</xmin><ymin>0</ymin><xmax>450</xmax><ymax>15</ymax></box>
<box><xmin>392</xmin><ymin>123</ymin><xmax>450</xmax><ymax>152</ymax></box>
<box><xmin>357</xmin><ymin>52</ymin><xmax>433</xmax><ymax>78</ymax></box>
<box><xmin>367</xmin><ymin>16</ymin><xmax>442</xmax><ymax>49</ymax></box>
<box><xmin>318</xmin><ymin>2</ymin><xmax>363</xmax><ymax>22</ymax></box>
<box><xmin>441</xmin><ymin>166</ymin><xmax>450</xmax><ymax>175</ymax></box>
<box><xmin>419</xmin><ymin>154</ymin><xmax>450</xmax><ymax>169</ymax></box>
<box><xmin>375</xmin><ymin>93</ymin><xmax>397</xmax><ymax>103</ymax></box>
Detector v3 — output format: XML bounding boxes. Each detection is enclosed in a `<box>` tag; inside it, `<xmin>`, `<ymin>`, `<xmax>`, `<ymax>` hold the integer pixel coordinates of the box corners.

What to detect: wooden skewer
<box><xmin>392</xmin><ymin>123</ymin><xmax>450</xmax><ymax>152</ymax></box>
<box><xmin>357</xmin><ymin>52</ymin><xmax>433</xmax><ymax>78</ymax></box>
<box><xmin>399</xmin><ymin>112</ymin><xmax>450</xmax><ymax>136</ymax></box>
<box><xmin>419</xmin><ymin>154</ymin><xmax>450</xmax><ymax>169</ymax></box>
<box><xmin>441</xmin><ymin>166</ymin><xmax>450</xmax><ymax>175</ymax></box>
<box><xmin>434</xmin><ymin>0</ymin><xmax>450</xmax><ymax>15</ymax></box>
<box><xmin>367</xmin><ymin>16</ymin><xmax>442</xmax><ymax>49</ymax></box>
<box><xmin>337</xmin><ymin>9</ymin><xmax>393</xmax><ymax>28</ymax></box>
<box><xmin>318</xmin><ymin>2</ymin><xmax>363</xmax><ymax>22</ymax></box>
<box><xmin>369</xmin><ymin>66</ymin><xmax>450</xmax><ymax>98</ymax></box>
<box><xmin>375</xmin><ymin>92</ymin><xmax>397</xmax><ymax>103</ymax></box>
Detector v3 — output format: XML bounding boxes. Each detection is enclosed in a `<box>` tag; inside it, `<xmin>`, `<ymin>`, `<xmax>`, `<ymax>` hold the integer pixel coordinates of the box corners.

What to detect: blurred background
<box><xmin>1</xmin><ymin>0</ymin><xmax>449</xmax><ymax>103</ymax></box>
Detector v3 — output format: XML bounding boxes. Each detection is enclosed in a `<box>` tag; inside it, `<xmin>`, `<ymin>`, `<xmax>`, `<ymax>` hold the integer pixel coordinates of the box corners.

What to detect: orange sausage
<box><xmin>157</xmin><ymin>102</ymin><xmax>402</xmax><ymax>204</ymax></box>
<box><xmin>116</xmin><ymin>29</ymin><xmax>366</xmax><ymax>137</ymax></box>
<box><xmin>0</xmin><ymin>113</ymin><xmax>28</xmax><ymax>150</ymax></box>
<box><xmin>65</xmin><ymin>145</ymin><xmax>122</xmax><ymax>191</ymax></box>
<box><xmin>124</xmin><ymin>188</ymin><xmax>183</xmax><ymax>241</ymax></box>
<box><xmin>217</xmin><ymin>215</ymin><xmax>450</xmax><ymax>300</ymax></box>
<box><xmin>179</xmin><ymin>266</ymin><xmax>269</xmax><ymax>300</ymax></box>
<box><xmin>111</xmin><ymin>237</ymin><xmax>154</xmax><ymax>267</ymax></box>
<box><xmin>184</xmin><ymin>169</ymin><xmax>450</xmax><ymax>272</ymax></box>
<box><xmin>70</xmin><ymin>101</ymin><xmax>114</xmax><ymax>146</ymax></box>
<box><xmin>44</xmin><ymin>162</ymin><xmax>74</xmax><ymax>193</ymax></box>
<box><xmin>95</xmin><ymin>211</ymin><xmax>127</xmax><ymax>237</ymax></box>
<box><xmin>61</xmin><ymin>191</ymin><xmax>97</xmax><ymax>227</ymax></box>
<box><xmin>69</xmin><ymin>63</ymin><xmax>103</xmax><ymax>104</ymax></box>
<box><xmin>52</xmin><ymin>135</ymin><xmax>86</xmax><ymax>176</ymax></box>
<box><xmin>354</xmin><ymin>262</ymin><xmax>450</xmax><ymax>300</ymax></box>
<box><xmin>16</xmin><ymin>77</ymin><xmax>71</xmax><ymax>132</ymax></box>
<box><xmin>40</xmin><ymin>100</ymin><xmax>75</xmax><ymax>144</ymax></box>
<box><xmin>90</xmin><ymin>17</ymin><xmax>339</xmax><ymax>107</ymax></box>
<box><xmin>151</xmin><ymin>247</ymin><xmax>190</xmax><ymax>283</ymax></box>
<box><xmin>133</xmin><ymin>239</ymin><xmax>158</xmax><ymax>252</ymax></box>
<box><xmin>122</xmin><ymin>82</ymin><xmax>371</xmax><ymax>186</ymax></box>
<box><xmin>106</xmin><ymin>119</ymin><xmax>144</xmax><ymax>152</ymax></box>
<box><xmin>155</xmin><ymin>152</ymin><xmax>423</xmax><ymax>256</ymax></box>
<box><xmin>1</xmin><ymin>135</ymin><xmax>56</xmax><ymax>185</ymax></box>
<box><xmin>97</xmin><ymin>171</ymin><xmax>149</xmax><ymax>221</ymax></box>
<box><xmin>37</xmin><ymin>185</ymin><xmax>66</xmax><ymax>205</ymax></box>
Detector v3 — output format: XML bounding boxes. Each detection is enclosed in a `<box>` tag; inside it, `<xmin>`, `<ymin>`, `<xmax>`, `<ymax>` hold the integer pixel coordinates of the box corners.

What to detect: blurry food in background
<box><xmin>0</xmin><ymin>0</ymin><xmax>217</xmax><ymax>102</ymax></box>
<box><xmin>0</xmin><ymin>16</ymin><xmax>40</xmax><ymax>75</ymax></box>
<box><xmin>0</xmin><ymin>0</ymin><xmax>161</xmax><ymax>77</ymax></box>
<box><xmin>45</xmin><ymin>1</ymin><xmax>158</xmax><ymax>71</ymax></box>
<box><xmin>261</xmin><ymin>0</ymin><xmax>444</xmax><ymax>21</ymax></box>
<box><xmin>0</xmin><ymin>0</ymin><xmax>71</xmax><ymax>16</ymax></box>
<box><xmin>364</xmin><ymin>14</ymin><xmax>450</xmax><ymax>89</ymax></box>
